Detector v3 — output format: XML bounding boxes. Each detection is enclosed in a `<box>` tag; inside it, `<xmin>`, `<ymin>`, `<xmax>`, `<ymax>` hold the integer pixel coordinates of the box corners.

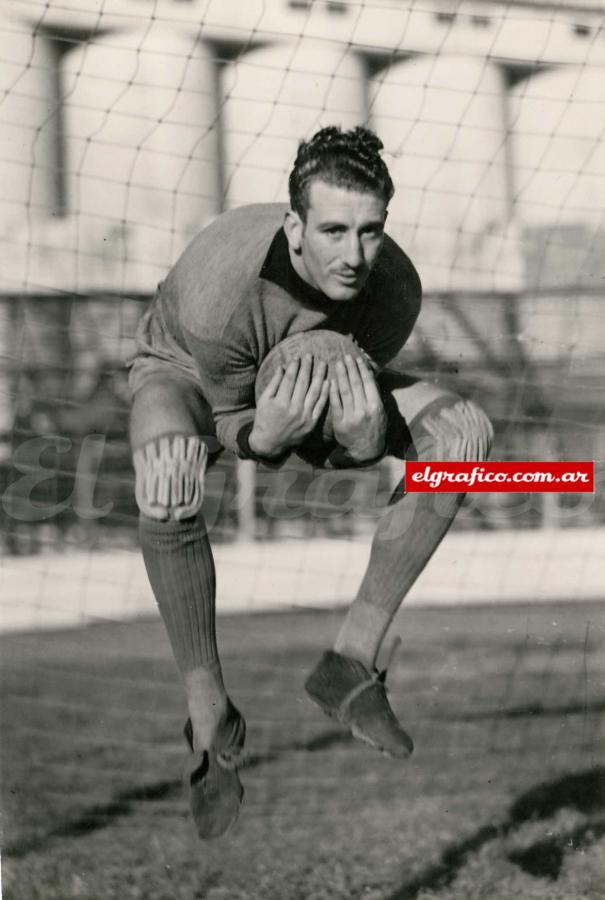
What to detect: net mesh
<box><xmin>0</xmin><ymin>0</ymin><xmax>604</xmax><ymax>629</ymax></box>
<box><xmin>1</xmin><ymin>6</ymin><xmax>604</xmax><ymax>895</ymax></box>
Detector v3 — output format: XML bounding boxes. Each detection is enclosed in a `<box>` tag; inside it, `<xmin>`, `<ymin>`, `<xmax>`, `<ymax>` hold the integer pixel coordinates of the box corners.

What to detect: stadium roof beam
<box><xmin>9</xmin><ymin>0</ymin><xmax>605</xmax><ymax>68</ymax></box>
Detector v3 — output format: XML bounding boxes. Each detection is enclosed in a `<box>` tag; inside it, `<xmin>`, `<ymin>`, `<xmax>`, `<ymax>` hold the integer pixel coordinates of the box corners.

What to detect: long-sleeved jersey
<box><xmin>132</xmin><ymin>203</ymin><xmax>422</xmax><ymax>459</ymax></box>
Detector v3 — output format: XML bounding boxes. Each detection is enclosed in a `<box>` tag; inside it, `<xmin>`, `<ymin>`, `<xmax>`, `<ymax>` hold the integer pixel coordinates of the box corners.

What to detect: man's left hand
<box><xmin>330</xmin><ymin>355</ymin><xmax>387</xmax><ymax>462</ymax></box>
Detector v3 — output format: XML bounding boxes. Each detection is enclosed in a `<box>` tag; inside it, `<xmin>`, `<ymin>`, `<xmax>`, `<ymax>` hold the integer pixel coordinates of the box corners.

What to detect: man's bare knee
<box><xmin>133</xmin><ymin>434</ymin><xmax>210</xmax><ymax>521</ymax></box>
<box><xmin>413</xmin><ymin>398</ymin><xmax>493</xmax><ymax>462</ymax></box>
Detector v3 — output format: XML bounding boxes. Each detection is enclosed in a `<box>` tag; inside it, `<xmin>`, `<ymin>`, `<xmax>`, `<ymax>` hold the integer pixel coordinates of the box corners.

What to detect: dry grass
<box><xmin>1</xmin><ymin>602</ymin><xmax>604</xmax><ymax>899</ymax></box>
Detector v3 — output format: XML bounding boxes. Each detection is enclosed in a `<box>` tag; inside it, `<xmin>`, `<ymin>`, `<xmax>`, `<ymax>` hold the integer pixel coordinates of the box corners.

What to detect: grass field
<box><xmin>1</xmin><ymin>601</ymin><xmax>604</xmax><ymax>900</ymax></box>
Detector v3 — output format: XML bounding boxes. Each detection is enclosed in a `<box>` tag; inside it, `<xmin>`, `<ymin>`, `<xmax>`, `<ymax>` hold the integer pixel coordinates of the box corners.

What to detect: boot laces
<box><xmin>376</xmin><ymin>635</ymin><xmax>402</xmax><ymax>685</ymax></box>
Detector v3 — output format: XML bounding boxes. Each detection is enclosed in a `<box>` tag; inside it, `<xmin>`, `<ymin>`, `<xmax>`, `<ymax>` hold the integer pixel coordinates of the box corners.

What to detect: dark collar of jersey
<box><xmin>259</xmin><ymin>226</ymin><xmax>366</xmax><ymax>311</ymax></box>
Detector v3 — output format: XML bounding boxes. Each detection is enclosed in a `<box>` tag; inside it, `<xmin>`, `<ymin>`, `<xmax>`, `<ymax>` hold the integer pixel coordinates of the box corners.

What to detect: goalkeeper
<box><xmin>128</xmin><ymin>125</ymin><xmax>493</xmax><ymax>839</ymax></box>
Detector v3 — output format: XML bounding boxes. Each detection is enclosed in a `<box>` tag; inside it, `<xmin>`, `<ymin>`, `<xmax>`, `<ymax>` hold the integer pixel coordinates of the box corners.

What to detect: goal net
<box><xmin>1</xmin><ymin>0</ymin><xmax>604</xmax><ymax>631</ymax></box>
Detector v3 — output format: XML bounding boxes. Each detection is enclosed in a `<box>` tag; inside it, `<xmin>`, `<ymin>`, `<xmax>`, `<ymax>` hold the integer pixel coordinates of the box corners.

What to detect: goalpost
<box><xmin>1</xmin><ymin>0</ymin><xmax>604</xmax><ymax>630</ymax></box>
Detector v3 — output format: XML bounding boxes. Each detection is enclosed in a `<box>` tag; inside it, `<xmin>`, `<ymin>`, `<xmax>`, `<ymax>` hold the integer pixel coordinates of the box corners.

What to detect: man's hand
<box><xmin>330</xmin><ymin>355</ymin><xmax>387</xmax><ymax>462</ymax></box>
<box><xmin>249</xmin><ymin>355</ymin><xmax>329</xmax><ymax>458</ymax></box>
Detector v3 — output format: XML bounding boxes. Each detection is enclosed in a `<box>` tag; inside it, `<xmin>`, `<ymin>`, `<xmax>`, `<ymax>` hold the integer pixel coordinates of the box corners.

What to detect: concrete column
<box><xmin>0</xmin><ymin>18</ymin><xmax>60</xmax><ymax>233</ymax></box>
<box><xmin>222</xmin><ymin>40</ymin><xmax>366</xmax><ymax>208</ymax></box>
<box><xmin>509</xmin><ymin>66</ymin><xmax>605</xmax><ymax>287</ymax></box>
<box><xmin>371</xmin><ymin>55</ymin><xmax>522</xmax><ymax>291</ymax></box>
<box><xmin>62</xmin><ymin>26</ymin><xmax>220</xmax><ymax>291</ymax></box>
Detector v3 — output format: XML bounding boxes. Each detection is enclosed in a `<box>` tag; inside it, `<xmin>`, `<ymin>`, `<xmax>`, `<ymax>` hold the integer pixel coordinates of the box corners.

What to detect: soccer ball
<box><xmin>254</xmin><ymin>329</ymin><xmax>376</xmax><ymax>458</ymax></box>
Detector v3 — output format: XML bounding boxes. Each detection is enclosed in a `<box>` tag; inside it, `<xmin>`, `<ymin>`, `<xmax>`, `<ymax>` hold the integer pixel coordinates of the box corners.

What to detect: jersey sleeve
<box><xmin>182</xmin><ymin>324</ymin><xmax>259</xmax><ymax>458</ymax></box>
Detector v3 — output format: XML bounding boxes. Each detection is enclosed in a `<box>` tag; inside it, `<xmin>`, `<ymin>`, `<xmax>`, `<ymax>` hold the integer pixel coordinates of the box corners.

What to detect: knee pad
<box><xmin>133</xmin><ymin>434</ymin><xmax>209</xmax><ymax>521</ymax></box>
<box><xmin>415</xmin><ymin>398</ymin><xmax>493</xmax><ymax>462</ymax></box>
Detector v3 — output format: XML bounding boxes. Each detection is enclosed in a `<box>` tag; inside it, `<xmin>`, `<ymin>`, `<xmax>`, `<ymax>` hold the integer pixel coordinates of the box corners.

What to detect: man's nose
<box><xmin>343</xmin><ymin>235</ymin><xmax>363</xmax><ymax>269</ymax></box>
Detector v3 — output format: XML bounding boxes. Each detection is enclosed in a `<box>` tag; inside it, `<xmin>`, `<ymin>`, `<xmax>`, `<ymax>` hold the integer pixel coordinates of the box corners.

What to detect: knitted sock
<box><xmin>335</xmin><ymin>398</ymin><xmax>492</xmax><ymax>669</ymax></box>
<box><xmin>139</xmin><ymin>513</ymin><xmax>227</xmax><ymax>747</ymax></box>
<box><xmin>334</xmin><ymin>490</ymin><xmax>462</xmax><ymax>668</ymax></box>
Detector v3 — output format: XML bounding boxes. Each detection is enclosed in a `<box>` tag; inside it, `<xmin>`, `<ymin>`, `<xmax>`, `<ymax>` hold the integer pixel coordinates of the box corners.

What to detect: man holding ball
<box><xmin>128</xmin><ymin>126</ymin><xmax>493</xmax><ymax>839</ymax></box>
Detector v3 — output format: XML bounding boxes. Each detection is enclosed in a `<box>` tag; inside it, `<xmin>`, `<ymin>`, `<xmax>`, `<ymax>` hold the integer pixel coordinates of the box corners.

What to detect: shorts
<box><xmin>127</xmin><ymin>292</ymin><xmax>201</xmax><ymax>398</ymax></box>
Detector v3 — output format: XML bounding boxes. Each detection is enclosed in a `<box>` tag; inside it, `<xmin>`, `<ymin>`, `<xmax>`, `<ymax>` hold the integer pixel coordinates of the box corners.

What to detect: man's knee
<box><xmin>134</xmin><ymin>434</ymin><xmax>212</xmax><ymax>521</ymax></box>
<box><xmin>412</xmin><ymin>396</ymin><xmax>493</xmax><ymax>462</ymax></box>
<box><xmin>129</xmin><ymin>376</ymin><xmax>217</xmax><ymax>454</ymax></box>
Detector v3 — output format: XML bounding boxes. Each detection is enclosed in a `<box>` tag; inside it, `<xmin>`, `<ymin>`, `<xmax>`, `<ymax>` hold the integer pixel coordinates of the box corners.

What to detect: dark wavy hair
<box><xmin>288</xmin><ymin>125</ymin><xmax>394</xmax><ymax>221</ymax></box>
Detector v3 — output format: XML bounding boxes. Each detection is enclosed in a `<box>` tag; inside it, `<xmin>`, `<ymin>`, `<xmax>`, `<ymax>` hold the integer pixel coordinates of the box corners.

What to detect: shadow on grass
<box><xmin>3</xmin><ymin>726</ymin><xmax>351</xmax><ymax>858</ymax></box>
<box><xmin>6</xmin><ymin>729</ymin><xmax>604</xmax><ymax>894</ymax></box>
<box><xmin>508</xmin><ymin>817</ymin><xmax>605</xmax><ymax>880</ymax></box>
<box><xmin>441</xmin><ymin>699</ymin><xmax>605</xmax><ymax>721</ymax></box>
<box><xmin>4</xmin><ymin>781</ymin><xmax>178</xmax><ymax>859</ymax></box>
<box><xmin>385</xmin><ymin>767</ymin><xmax>605</xmax><ymax>899</ymax></box>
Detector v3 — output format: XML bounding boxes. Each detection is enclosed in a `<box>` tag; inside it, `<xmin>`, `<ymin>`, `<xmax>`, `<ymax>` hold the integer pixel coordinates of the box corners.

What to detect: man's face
<box><xmin>285</xmin><ymin>181</ymin><xmax>387</xmax><ymax>301</ymax></box>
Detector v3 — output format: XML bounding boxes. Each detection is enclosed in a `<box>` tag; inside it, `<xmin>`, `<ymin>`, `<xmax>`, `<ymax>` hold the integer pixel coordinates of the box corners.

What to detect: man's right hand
<box><xmin>249</xmin><ymin>355</ymin><xmax>329</xmax><ymax>458</ymax></box>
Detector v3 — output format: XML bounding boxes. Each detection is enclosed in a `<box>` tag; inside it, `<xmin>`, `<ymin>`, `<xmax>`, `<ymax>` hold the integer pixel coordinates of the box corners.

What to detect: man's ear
<box><xmin>284</xmin><ymin>209</ymin><xmax>304</xmax><ymax>255</ymax></box>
